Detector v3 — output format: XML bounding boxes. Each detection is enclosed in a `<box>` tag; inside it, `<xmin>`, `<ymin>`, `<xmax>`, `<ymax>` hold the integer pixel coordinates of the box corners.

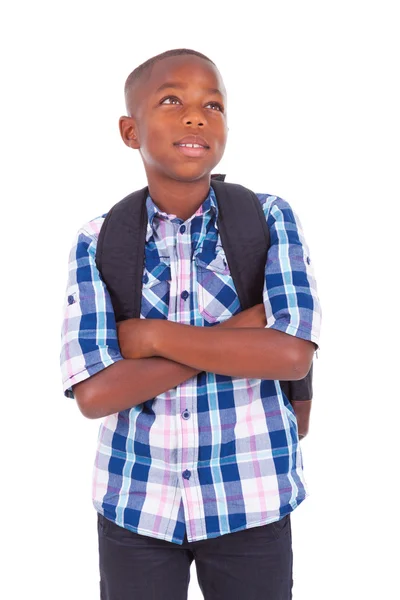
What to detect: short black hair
<box><xmin>124</xmin><ymin>48</ymin><xmax>216</xmax><ymax>110</ymax></box>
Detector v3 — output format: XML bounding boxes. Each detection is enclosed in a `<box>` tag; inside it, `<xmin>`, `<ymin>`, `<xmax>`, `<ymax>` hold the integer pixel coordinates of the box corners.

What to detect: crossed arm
<box><xmin>73</xmin><ymin>305</ymin><xmax>314</xmax><ymax>420</ymax></box>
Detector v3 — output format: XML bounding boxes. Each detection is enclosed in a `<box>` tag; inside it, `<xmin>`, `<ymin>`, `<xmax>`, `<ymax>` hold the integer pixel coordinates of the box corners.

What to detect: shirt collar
<box><xmin>145</xmin><ymin>186</ymin><xmax>218</xmax><ymax>240</ymax></box>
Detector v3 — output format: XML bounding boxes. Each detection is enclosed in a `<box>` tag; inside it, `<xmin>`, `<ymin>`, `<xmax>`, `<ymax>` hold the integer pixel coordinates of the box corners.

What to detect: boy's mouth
<box><xmin>173</xmin><ymin>135</ymin><xmax>210</xmax><ymax>157</ymax></box>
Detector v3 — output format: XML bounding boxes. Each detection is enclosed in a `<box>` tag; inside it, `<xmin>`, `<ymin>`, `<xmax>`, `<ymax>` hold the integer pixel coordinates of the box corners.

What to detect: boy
<box><xmin>60</xmin><ymin>49</ymin><xmax>321</xmax><ymax>599</ymax></box>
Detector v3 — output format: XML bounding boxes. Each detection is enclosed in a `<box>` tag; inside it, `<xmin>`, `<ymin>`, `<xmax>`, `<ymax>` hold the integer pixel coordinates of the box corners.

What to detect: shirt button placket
<box><xmin>176</xmin><ymin>221</ymin><xmax>196</xmax><ymax>499</ymax></box>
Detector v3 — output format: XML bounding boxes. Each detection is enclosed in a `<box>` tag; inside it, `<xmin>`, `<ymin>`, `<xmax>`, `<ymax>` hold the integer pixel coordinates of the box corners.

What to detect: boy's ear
<box><xmin>119</xmin><ymin>116</ymin><xmax>140</xmax><ymax>149</ymax></box>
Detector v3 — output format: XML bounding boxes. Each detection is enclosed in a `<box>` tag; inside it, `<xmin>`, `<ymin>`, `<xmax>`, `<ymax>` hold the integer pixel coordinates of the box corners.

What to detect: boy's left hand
<box><xmin>117</xmin><ymin>319</ymin><xmax>163</xmax><ymax>359</ymax></box>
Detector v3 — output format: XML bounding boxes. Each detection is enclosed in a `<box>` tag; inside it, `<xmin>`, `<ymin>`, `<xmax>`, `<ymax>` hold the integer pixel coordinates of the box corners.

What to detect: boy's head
<box><xmin>119</xmin><ymin>49</ymin><xmax>228</xmax><ymax>185</ymax></box>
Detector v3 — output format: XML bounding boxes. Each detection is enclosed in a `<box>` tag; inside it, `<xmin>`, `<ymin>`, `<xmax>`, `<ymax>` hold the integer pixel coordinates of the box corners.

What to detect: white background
<box><xmin>1</xmin><ymin>1</ymin><xmax>399</xmax><ymax>598</ymax></box>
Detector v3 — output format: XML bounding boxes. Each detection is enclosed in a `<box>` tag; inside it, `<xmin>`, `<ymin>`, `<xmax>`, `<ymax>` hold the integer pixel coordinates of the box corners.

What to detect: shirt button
<box><xmin>307</xmin><ymin>256</ymin><xmax>311</xmax><ymax>265</ymax></box>
<box><xmin>181</xmin><ymin>290</ymin><xmax>189</xmax><ymax>300</ymax></box>
<box><xmin>182</xmin><ymin>470</ymin><xmax>191</xmax><ymax>480</ymax></box>
<box><xmin>67</xmin><ymin>295</ymin><xmax>75</xmax><ymax>305</ymax></box>
<box><xmin>143</xmin><ymin>273</ymin><xmax>149</xmax><ymax>284</ymax></box>
<box><xmin>179</xmin><ymin>225</ymin><xmax>186</xmax><ymax>234</ymax></box>
<box><xmin>182</xmin><ymin>410</ymin><xmax>190</xmax><ymax>420</ymax></box>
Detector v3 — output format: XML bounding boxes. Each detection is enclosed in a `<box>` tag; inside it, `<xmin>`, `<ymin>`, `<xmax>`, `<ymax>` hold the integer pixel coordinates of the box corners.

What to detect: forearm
<box><xmin>154</xmin><ymin>323</ymin><xmax>315</xmax><ymax>380</ymax></box>
<box><xmin>291</xmin><ymin>399</ymin><xmax>312</xmax><ymax>439</ymax></box>
<box><xmin>73</xmin><ymin>357</ymin><xmax>199</xmax><ymax>419</ymax></box>
<box><xmin>75</xmin><ymin>305</ymin><xmax>269</xmax><ymax>419</ymax></box>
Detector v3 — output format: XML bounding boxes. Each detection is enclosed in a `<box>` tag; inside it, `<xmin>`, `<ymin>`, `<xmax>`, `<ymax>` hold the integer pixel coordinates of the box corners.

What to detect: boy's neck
<box><xmin>147</xmin><ymin>175</ymin><xmax>211</xmax><ymax>221</ymax></box>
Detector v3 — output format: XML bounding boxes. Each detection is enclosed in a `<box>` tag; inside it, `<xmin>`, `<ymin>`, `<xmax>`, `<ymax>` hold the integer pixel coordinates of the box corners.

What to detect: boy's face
<box><xmin>120</xmin><ymin>55</ymin><xmax>228</xmax><ymax>183</ymax></box>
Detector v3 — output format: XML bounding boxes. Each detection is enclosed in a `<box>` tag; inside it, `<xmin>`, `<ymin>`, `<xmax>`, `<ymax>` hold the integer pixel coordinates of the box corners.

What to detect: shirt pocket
<box><xmin>141</xmin><ymin>260</ymin><xmax>171</xmax><ymax>319</ymax></box>
<box><xmin>195</xmin><ymin>249</ymin><xmax>240</xmax><ymax>325</ymax></box>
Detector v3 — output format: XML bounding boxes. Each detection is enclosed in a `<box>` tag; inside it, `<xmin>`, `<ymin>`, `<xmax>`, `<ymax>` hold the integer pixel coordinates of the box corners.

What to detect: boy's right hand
<box><xmin>217</xmin><ymin>304</ymin><xmax>267</xmax><ymax>330</ymax></box>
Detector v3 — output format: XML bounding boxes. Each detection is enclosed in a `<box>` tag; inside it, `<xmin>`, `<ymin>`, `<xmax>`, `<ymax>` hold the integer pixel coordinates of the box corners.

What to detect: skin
<box><xmin>75</xmin><ymin>304</ymin><xmax>268</xmax><ymax>419</ymax></box>
<box><xmin>119</xmin><ymin>55</ymin><xmax>228</xmax><ymax>220</ymax></box>
<box><xmin>73</xmin><ymin>55</ymin><xmax>315</xmax><ymax>434</ymax></box>
<box><xmin>291</xmin><ymin>400</ymin><xmax>312</xmax><ymax>440</ymax></box>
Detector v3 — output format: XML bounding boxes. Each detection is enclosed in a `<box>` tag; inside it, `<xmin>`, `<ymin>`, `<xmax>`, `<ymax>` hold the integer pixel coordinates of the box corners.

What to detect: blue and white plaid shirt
<box><xmin>60</xmin><ymin>186</ymin><xmax>321</xmax><ymax>545</ymax></box>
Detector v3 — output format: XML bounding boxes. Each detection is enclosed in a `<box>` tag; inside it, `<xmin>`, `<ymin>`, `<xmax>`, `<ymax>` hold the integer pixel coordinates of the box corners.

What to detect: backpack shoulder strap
<box><xmin>210</xmin><ymin>179</ymin><xmax>269</xmax><ymax>310</ymax></box>
<box><xmin>211</xmin><ymin>178</ymin><xmax>313</xmax><ymax>403</ymax></box>
<box><xmin>95</xmin><ymin>186</ymin><xmax>148</xmax><ymax>321</ymax></box>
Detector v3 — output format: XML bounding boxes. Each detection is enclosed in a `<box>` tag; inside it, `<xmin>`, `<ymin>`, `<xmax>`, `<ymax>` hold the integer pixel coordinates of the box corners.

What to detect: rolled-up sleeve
<box><xmin>60</xmin><ymin>224</ymin><xmax>123</xmax><ymax>399</ymax></box>
<box><xmin>261</xmin><ymin>195</ymin><xmax>321</xmax><ymax>348</ymax></box>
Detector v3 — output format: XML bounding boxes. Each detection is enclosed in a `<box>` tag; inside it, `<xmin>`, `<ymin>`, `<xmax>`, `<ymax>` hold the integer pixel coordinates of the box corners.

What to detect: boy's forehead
<box><xmin>149</xmin><ymin>55</ymin><xmax>223</xmax><ymax>88</ymax></box>
<box><xmin>130</xmin><ymin>55</ymin><xmax>226</xmax><ymax>113</ymax></box>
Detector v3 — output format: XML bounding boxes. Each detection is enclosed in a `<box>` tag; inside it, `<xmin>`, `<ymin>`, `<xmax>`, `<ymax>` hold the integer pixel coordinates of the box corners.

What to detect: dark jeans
<box><xmin>98</xmin><ymin>513</ymin><xmax>293</xmax><ymax>599</ymax></box>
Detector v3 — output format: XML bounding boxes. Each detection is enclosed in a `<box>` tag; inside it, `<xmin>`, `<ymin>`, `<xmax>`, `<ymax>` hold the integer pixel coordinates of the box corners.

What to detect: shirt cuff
<box><xmin>267</xmin><ymin>321</ymin><xmax>320</xmax><ymax>350</ymax></box>
<box><xmin>62</xmin><ymin>355</ymin><xmax>124</xmax><ymax>399</ymax></box>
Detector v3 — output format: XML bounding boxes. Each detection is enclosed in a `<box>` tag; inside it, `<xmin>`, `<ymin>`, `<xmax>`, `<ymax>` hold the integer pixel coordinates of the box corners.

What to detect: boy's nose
<box><xmin>185</xmin><ymin>119</ymin><xmax>204</xmax><ymax>127</ymax></box>
<box><xmin>182</xmin><ymin>106</ymin><xmax>206</xmax><ymax>127</ymax></box>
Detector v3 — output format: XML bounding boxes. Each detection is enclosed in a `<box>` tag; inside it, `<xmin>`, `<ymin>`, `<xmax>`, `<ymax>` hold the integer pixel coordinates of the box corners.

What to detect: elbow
<box><xmin>73</xmin><ymin>382</ymin><xmax>104</xmax><ymax>420</ymax></box>
<box><xmin>78</xmin><ymin>398</ymin><xmax>101</xmax><ymax>420</ymax></box>
<box><xmin>287</xmin><ymin>340</ymin><xmax>315</xmax><ymax>380</ymax></box>
<box><xmin>290</xmin><ymin>359</ymin><xmax>311</xmax><ymax>381</ymax></box>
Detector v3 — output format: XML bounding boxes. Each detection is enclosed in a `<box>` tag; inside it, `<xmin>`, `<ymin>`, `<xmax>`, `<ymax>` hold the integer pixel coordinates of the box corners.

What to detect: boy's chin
<box><xmin>168</xmin><ymin>163</ymin><xmax>217</xmax><ymax>183</ymax></box>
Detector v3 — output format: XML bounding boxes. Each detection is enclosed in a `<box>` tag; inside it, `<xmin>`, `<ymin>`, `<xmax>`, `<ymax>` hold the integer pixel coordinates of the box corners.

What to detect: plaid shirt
<box><xmin>60</xmin><ymin>187</ymin><xmax>321</xmax><ymax>545</ymax></box>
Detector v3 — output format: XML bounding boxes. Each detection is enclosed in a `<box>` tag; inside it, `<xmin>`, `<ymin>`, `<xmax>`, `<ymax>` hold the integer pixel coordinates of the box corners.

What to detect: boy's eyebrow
<box><xmin>155</xmin><ymin>82</ymin><xmax>223</xmax><ymax>96</ymax></box>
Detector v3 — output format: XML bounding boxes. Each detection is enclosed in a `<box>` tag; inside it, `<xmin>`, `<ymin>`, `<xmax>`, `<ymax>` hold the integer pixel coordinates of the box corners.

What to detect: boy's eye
<box><xmin>206</xmin><ymin>102</ymin><xmax>224</xmax><ymax>112</ymax></box>
<box><xmin>160</xmin><ymin>96</ymin><xmax>181</xmax><ymax>105</ymax></box>
<box><xmin>160</xmin><ymin>96</ymin><xmax>224</xmax><ymax>112</ymax></box>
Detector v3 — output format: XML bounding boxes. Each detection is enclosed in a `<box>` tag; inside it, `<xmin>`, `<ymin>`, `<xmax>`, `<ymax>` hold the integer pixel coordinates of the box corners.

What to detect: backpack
<box><xmin>95</xmin><ymin>175</ymin><xmax>313</xmax><ymax>410</ymax></box>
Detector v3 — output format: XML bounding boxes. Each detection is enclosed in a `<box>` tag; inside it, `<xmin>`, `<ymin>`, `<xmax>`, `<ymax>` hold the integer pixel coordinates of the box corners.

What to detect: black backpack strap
<box><xmin>95</xmin><ymin>186</ymin><xmax>148</xmax><ymax>321</ymax></box>
<box><xmin>211</xmin><ymin>178</ymin><xmax>312</xmax><ymax>401</ymax></box>
<box><xmin>210</xmin><ymin>179</ymin><xmax>270</xmax><ymax>310</ymax></box>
